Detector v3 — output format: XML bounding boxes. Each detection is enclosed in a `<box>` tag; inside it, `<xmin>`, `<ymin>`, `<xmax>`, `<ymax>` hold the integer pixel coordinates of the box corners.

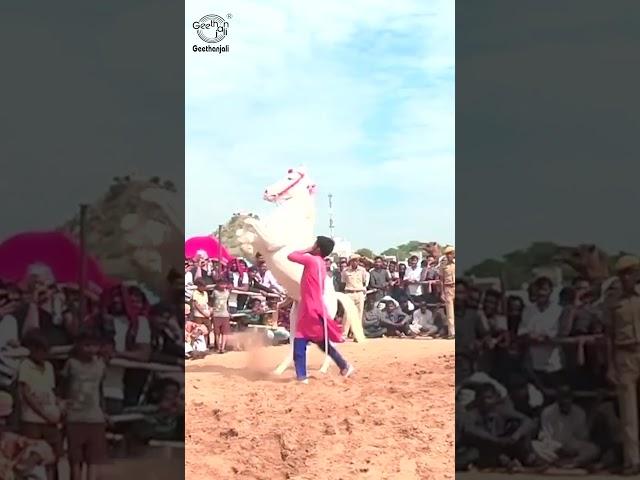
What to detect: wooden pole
<box><xmin>217</xmin><ymin>224</ymin><xmax>223</xmax><ymax>278</ymax></box>
<box><xmin>78</xmin><ymin>204</ymin><xmax>88</xmax><ymax>324</ymax></box>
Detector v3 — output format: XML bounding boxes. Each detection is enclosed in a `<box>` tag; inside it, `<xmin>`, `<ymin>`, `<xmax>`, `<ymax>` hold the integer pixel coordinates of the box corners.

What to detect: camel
<box><xmin>235</xmin><ymin>166</ymin><xmax>365</xmax><ymax>375</ymax></box>
<box><xmin>553</xmin><ymin>244</ymin><xmax>610</xmax><ymax>284</ymax></box>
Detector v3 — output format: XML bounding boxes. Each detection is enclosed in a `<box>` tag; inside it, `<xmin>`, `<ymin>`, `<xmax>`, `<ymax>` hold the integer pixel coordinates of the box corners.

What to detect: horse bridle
<box><xmin>271</xmin><ymin>169</ymin><xmax>314</xmax><ymax>200</ymax></box>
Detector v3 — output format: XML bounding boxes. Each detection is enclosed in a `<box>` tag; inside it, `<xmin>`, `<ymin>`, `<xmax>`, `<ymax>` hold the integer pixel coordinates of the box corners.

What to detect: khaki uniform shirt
<box><xmin>341</xmin><ymin>266</ymin><xmax>367</xmax><ymax>292</ymax></box>
<box><xmin>607</xmin><ymin>293</ymin><xmax>640</xmax><ymax>347</ymax></box>
<box><xmin>440</xmin><ymin>260</ymin><xmax>455</xmax><ymax>300</ymax></box>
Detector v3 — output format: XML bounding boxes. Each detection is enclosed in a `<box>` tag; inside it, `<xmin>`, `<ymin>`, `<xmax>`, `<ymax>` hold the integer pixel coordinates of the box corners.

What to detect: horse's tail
<box><xmin>335</xmin><ymin>292</ymin><xmax>366</xmax><ymax>343</ymax></box>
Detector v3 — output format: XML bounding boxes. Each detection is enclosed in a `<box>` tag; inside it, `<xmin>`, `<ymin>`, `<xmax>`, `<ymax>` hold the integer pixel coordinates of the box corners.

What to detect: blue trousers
<box><xmin>293</xmin><ymin>337</ymin><xmax>348</xmax><ymax>380</ymax></box>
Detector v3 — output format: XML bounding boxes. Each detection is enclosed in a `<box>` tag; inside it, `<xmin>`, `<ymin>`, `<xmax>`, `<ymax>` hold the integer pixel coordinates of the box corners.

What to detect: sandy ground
<box><xmin>185</xmin><ymin>337</ymin><xmax>454</xmax><ymax>480</ymax></box>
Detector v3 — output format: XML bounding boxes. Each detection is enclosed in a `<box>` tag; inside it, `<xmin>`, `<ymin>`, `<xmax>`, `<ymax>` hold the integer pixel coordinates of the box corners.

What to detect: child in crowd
<box><xmin>211</xmin><ymin>281</ymin><xmax>231</xmax><ymax>354</ymax></box>
<box><xmin>190</xmin><ymin>278</ymin><xmax>211</xmax><ymax>347</ymax></box>
<box><xmin>184</xmin><ymin>304</ymin><xmax>207</xmax><ymax>359</ymax></box>
<box><xmin>130</xmin><ymin>379</ymin><xmax>184</xmax><ymax>449</ymax></box>
<box><xmin>18</xmin><ymin>330</ymin><xmax>63</xmax><ymax>480</ymax></box>
<box><xmin>61</xmin><ymin>334</ymin><xmax>107</xmax><ymax>480</ymax></box>
<box><xmin>0</xmin><ymin>390</ymin><xmax>54</xmax><ymax>480</ymax></box>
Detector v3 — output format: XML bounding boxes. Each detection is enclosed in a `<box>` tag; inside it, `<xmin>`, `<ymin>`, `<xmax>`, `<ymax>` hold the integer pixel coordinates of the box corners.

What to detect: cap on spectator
<box><xmin>615</xmin><ymin>255</ymin><xmax>640</xmax><ymax>273</ymax></box>
<box><xmin>443</xmin><ymin>245</ymin><xmax>455</xmax><ymax>254</ymax></box>
<box><xmin>0</xmin><ymin>391</ymin><xmax>13</xmax><ymax>416</ymax></box>
<box><xmin>348</xmin><ymin>254</ymin><xmax>360</xmax><ymax>262</ymax></box>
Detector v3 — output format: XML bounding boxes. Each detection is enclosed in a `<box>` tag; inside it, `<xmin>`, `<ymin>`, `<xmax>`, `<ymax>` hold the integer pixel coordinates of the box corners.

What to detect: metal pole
<box><xmin>328</xmin><ymin>193</ymin><xmax>334</xmax><ymax>239</ymax></box>
<box><xmin>78</xmin><ymin>204</ymin><xmax>88</xmax><ymax>324</ymax></box>
<box><xmin>217</xmin><ymin>224</ymin><xmax>223</xmax><ymax>278</ymax></box>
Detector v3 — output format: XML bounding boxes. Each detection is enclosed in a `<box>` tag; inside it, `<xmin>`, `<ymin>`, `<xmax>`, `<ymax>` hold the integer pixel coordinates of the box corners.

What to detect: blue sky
<box><xmin>185</xmin><ymin>0</ymin><xmax>454</xmax><ymax>252</ymax></box>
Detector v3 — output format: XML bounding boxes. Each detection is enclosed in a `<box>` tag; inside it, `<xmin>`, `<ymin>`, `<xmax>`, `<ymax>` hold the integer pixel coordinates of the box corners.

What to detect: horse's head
<box><xmin>263</xmin><ymin>166</ymin><xmax>316</xmax><ymax>203</ymax></box>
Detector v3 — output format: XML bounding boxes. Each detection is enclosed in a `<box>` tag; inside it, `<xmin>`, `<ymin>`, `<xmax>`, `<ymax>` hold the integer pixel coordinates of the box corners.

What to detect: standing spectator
<box><xmin>100</xmin><ymin>286</ymin><xmax>152</xmax><ymax>415</ymax></box>
<box><xmin>368</xmin><ymin>256</ymin><xmax>391</xmax><ymax>304</ymax></box>
<box><xmin>538</xmin><ymin>385</ymin><xmax>600</xmax><ymax>468</ymax></box>
<box><xmin>517</xmin><ymin>276</ymin><xmax>564</xmax><ymax>389</ymax></box>
<box><xmin>190</xmin><ymin>279</ymin><xmax>211</xmax><ymax>347</ymax></box>
<box><xmin>333</xmin><ymin>257</ymin><xmax>347</xmax><ymax>293</ymax></box>
<box><xmin>341</xmin><ymin>254</ymin><xmax>368</xmax><ymax>324</ymax></box>
<box><xmin>228</xmin><ymin>260</ymin><xmax>249</xmax><ymax>312</ymax></box>
<box><xmin>388</xmin><ymin>261</ymin><xmax>403</xmax><ymax>300</ymax></box>
<box><xmin>211</xmin><ymin>282</ymin><xmax>231</xmax><ymax>354</ymax></box>
<box><xmin>257</xmin><ymin>261</ymin><xmax>285</xmax><ymax>294</ymax></box>
<box><xmin>18</xmin><ymin>330</ymin><xmax>63</xmax><ymax>480</ymax></box>
<box><xmin>605</xmin><ymin>255</ymin><xmax>640</xmax><ymax>475</ymax></box>
<box><xmin>61</xmin><ymin>334</ymin><xmax>108</xmax><ymax>480</ymax></box>
<box><xmin>440</xmin><ymin>246</ymin><xmax>456</xmax><ymax>338</ymax></box>
<box><xmin>455</xmin><ymin>280</ymin><xmax>487</xmax><ymax>360</ymax></box>
<box><xmin>404</xmin><ymin>255</ymin><xmax>423</xmax><ymax>304</ymax></box>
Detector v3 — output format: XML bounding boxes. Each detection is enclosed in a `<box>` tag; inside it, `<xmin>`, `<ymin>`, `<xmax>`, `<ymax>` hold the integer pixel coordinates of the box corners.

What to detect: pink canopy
<box><xmin>185</xmin><ymin>235</ymin><xmax>233</xmax><ymax>262</ymax></box>
<box><xmin>0</xmin><ymin>231</ymin><xmax>114</xmax><ymax>290</ymax></box>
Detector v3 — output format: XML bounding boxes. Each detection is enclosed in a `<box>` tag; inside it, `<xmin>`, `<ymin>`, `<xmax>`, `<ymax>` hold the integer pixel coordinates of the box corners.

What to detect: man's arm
<box><xmin>287</xmin><ymin>249</ymin><xmax>316</xmax><ymax>267</ymax></box>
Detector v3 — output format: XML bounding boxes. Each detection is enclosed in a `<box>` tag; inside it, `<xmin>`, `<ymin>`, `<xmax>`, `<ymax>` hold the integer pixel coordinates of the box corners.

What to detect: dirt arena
<box><xmin>185</xmin><ymin>337</ymin><xmax>454</xmax><ymax>480</ymax></box>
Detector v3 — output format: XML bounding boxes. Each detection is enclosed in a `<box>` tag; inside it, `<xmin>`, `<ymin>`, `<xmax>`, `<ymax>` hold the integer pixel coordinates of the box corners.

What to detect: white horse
<box><xmin>236</xmin><ymin>166</ymin><xmax>365</xmax><ymax>375</ymax></box>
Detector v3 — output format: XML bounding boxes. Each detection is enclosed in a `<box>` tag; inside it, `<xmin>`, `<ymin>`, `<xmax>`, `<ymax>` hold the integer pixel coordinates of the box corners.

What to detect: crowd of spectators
<box><xmin>455</xmin><ymin>258</ymin><xmax>639</xmax><ymax>474</ymax></box>
<box><xmin>184</xmin><ymin>245</ymin><xmax>454</xmax><ymax>358</ymax></box>
<box><xmin>0</xmin><ymin>263</ymin><xmax>184</xmax><ymax>480</ymax></box>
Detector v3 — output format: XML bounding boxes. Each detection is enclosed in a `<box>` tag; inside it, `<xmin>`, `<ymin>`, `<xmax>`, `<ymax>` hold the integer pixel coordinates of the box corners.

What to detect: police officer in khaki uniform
<box><xmin>440</xmin><ymin>245</ymin><xmax>455</xmax><ymax>338</ymax></box>
<box><xmin>341</xmin><ymin>254</ymin><xmax>368</xmax><ymax>323</ymax></box>
<box><xmin>607</xmin><ymin>255</ymin><xmax>640</xmax><ymax>475</ymax></box>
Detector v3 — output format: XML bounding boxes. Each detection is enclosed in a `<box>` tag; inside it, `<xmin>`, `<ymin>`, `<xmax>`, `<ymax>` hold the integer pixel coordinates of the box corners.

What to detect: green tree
<box><xmin>381</xmin><ymin>240</ymin><xmax>423</xmax><ymax>260</ymax></box>
<box><xmin>355</xmin><ymin>248</ymin><xmax>375</xmax><ymax>259</ymax></box>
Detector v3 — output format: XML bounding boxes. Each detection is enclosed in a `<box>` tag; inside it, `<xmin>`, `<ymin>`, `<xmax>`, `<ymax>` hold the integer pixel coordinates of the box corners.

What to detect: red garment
<box><xmin>287</xmin><ymin>251</ymin><xmax>343</xmax><ymax>343</ymax></box>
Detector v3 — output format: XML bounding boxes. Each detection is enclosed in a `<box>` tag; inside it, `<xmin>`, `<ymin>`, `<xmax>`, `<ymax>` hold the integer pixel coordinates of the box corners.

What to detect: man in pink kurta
<box><xmin>287</xmin><ymin>236</ymin><xmax>354</xmax><ymax>382</ymax></box>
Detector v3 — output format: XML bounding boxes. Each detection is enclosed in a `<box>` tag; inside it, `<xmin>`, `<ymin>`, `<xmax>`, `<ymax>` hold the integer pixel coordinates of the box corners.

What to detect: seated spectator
<box><xmin>18</xmin><ymin>330</ymin><xmax>63</xmax><ymax>480</ymax></box>
<box><xmin>130</xmin><ymin>379</ymin><xmax>183</xmax><ymax>448</ymax></box>
<box><xmin>409</xmin><ymin>303</ymin><xmax>438</xmax><ymax>337</ymax></box>
<box><xmin>362</xmin><ymin>299</ymin><xmax>386</xmax><ymax>339</ymax></box>
<box><xmin>459</xmin><ymin>383</ymin><xmax>539</xmax><ymax>471</ymax></box>
<box><xmin>380</xmin><ymin>301</ymin><xmax>412</xmax><ymax>337</ymax></box>
<box><xmin>60</xmin><ymin>333</ymin><xmax>108</xmax><ymax>480</ymax></box>
<box><xmin>0</xmin><ymin>391</ymin><xmax>54</xmax><ymax>480</ymax></box>
<box><xmin>184</xmin><ymin>319</ymin><xmax>208</xmax><ymax>359</ymax></box>
<box><xmin>536</xmin><ymin>385</ymin><xmax>600</xmax><ymax>468</ymax></box>
<box><xmin>505</xmin><ymin>374</ymin><xmax>545</xmax><ymax>419</ymax></box>
<box><xmin>264</xmin><ymin>308</ymin><xmax>290</xmax><ymax>345</ymax></box>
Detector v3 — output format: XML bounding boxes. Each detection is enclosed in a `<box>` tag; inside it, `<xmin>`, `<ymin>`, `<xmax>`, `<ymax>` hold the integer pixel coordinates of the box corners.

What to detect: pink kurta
<box><xmin>287</xmin><ymin>250</ymin><xmax>343</xmax><ymax>343</ymax></box>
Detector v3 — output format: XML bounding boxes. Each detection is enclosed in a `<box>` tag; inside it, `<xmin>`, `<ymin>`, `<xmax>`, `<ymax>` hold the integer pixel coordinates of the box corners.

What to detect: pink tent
<box><xmin>0</xmin><ymin>231</ymin><xmax>114</xmax><ymax>290</ymax></box>
<box><xmin>185</xmin><ymin>235</ymin><xmax>233</xmax><ymax>262</ymax></box>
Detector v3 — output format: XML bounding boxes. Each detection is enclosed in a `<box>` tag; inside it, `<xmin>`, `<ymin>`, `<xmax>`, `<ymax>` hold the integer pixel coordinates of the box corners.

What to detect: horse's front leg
<box><xmin>244</xmin><ymin>218</ymin><xmax>285</xmax><ymax>253</ymax></box>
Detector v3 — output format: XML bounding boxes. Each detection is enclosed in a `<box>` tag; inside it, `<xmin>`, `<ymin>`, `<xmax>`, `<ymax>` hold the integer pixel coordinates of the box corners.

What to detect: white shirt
<box><xmin>412</xmin><ymin>309</ymin><xmax>434</xmax><ymax>329</ymax></box>
<box><xmin>184</xmin><ymin>271</ymin><xmax>194</xmax><ymax>300</ymax></box>
<box><xmin>518</xmin><ymin>303</ymin><xmax>563</xmax><ymax>372</ymax></box>
<box><xmin>103</xmin><ymin>315</ymin><xmax>151</xmax><ymax>400</ymax></box>
<box><xmin>259</xmin><ymin>270</ymin><xmax>285</xmax><ymax>293</ymax></box>
<box><xmin>0</xmin><ymin>315</ymin><xmax>19</xmax><ymax>349</ymax></box>
<box><xmin>228</xmin><ymin>272</ymin><xmax>249</xmax><ymax>308</ymax></box>
<box><xmin>404</xmin><ymin>266</ymin><xmax>423</xmax><ymax>296</ymax></box>
<box><xmin>541</xmin><ymin>403</ymin><xmax>588</xmax><ymax>445</ymax></box>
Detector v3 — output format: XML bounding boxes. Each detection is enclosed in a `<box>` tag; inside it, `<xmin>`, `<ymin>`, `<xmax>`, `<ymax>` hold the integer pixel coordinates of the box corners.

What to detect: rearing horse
<box><xmin>236</xmin><ymin>166</ymin><xmax>365</xmax><ymax>374</ymax></box>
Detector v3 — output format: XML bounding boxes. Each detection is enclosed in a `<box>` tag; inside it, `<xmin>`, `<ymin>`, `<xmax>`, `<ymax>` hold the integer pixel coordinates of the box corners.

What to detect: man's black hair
<box><xmin>409</xmin><ymin>255</ymin><xmax>419</xmax><ymax>261</ymax></box>
<box><xmin>316</xmin><ymin>236</ymin><xmax>335</xmax><ymax>257</ymax></box>
<box><xmin>194</xmin><ymin>277</ymin><xmax>206</xmax><ymax>287</ymax></box>
<box><xmin>533</xmin><ymin>276</ymin><xmax>553</xmax><ymax>290</ymax></box>
<box><xmin>374</xmin><ymin>256</ymin><xmax>383</xmax><ymax>261</ymax></box>
<box><xmin>483</xmin><ymin>289</ymin><xmax>502</xmax><ymax>301</ymax></box>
